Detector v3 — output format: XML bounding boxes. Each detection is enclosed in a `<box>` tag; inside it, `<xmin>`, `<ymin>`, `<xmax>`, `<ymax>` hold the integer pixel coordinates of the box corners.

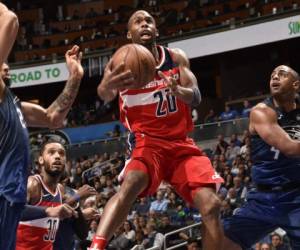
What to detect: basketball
<box><xmin>111</xmin><ymin>43</ymin><xmax>156</xmax><ymax>89</ymax></box>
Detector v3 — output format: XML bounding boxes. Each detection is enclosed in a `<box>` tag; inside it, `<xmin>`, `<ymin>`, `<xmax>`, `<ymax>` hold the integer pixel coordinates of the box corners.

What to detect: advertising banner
<box><xmin>10</xmin><ymin>62</ymin><xmax>69</xmax><ymax>88</ymax></box>
<box><xmin>169</xmin><ymin>15</ymin><xmax>300</xmax><ymax>58</ymax></box>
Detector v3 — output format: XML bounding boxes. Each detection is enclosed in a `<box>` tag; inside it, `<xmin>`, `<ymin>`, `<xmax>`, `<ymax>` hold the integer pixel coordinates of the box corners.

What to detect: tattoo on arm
<box><xmin>48</xmin><ymin>76</ymin><xmax>81</xmax><ymax>114</ymax></box>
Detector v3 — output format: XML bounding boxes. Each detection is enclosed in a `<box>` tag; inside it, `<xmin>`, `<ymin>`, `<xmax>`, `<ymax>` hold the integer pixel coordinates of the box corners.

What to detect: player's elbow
<box><xmin>5</xmin><ymin>11</ymin><xmax>19</xmax><ymax>30</ymax></box>
<box><xmin>281</xmin><ymin>142</ymin><xmax>300</xmax><ymax>157</ymax></box>
<box><xmin>48</xmin><ymin>115</ymin><xmax>64</xmax><ymax>129</ymax></box>
<box><xmin>191</xmin><ymin>87</ymin><xmax>201</xmax><ymax>107</ymax></box>
<box><xmin>50</xmin><ymin>120</ymin><xmax>64</xmax><ymax>129</ymax></box>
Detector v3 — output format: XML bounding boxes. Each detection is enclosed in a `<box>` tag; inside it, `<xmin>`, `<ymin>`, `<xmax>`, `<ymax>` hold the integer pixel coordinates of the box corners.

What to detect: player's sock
<box><xmin>90</xmin><ymin>235</ymin><xmax>107</xmax><ymax>250</ymax></box>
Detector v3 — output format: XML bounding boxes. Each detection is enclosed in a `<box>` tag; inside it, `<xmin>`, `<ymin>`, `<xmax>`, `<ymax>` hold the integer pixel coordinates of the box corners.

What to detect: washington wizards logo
<box><xmin>283</xmin><ymin>126</ymin><xmax>300</xmax><ymax>140</ymax></box>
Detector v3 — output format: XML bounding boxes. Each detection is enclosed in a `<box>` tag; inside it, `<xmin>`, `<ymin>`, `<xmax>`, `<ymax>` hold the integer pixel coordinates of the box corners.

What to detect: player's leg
<box><xmin>222</xmin><ymin>189</ymin><xmax>281</xmax><ymax>250</ymax></box>
<box><xmin>192</xmin><ymin>185</ymin><xmax>223</xmax><ymax>250</ymax></box>
<box><xmin>91</xmin><ymin>161</ymin><xmax>149</xmax><ymax>249</ymax></box>
<box><xmin>222</xmin><ymin>210</ymin><xmax>276</xmax><ymax>250</ymax></box>
<box><xmin>222</xmin><ymin>236</ymin><xmax>242</xmax><ymax>250</ymax></box>
<box><xmin>170</xmin><ymin>151</ymin><xmax>277</xmax><ymax>250</ymax></box>
<box><xmin>0</xmin><ymin>197</ymin><xmax>24</xmax><ymax>250</ymax></box>
<box><xmin>278</xmin><ymin>189</ymin><xmax>300</xmax><ymax>250</ymax></box>
<box><xmin>90</xmin><ymin>150</ymin><xmax>164</xmax><ymax>250</ymax></box>
<box><xmin>170</xmin><ymin>155</ymin><xmax>224</xmax><ymax>250</ymax></box>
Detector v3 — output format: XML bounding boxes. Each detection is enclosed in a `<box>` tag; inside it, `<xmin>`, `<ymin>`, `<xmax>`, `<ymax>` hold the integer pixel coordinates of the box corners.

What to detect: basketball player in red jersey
<box><xmin>16</xmin><ymin>140</ymin><xmax>86</xmax><ymax>250</ymax></box>
<box><xmin>91</xmin><ymin>10</ymin><xmax>224</xmax><ymax>250</ymax></box>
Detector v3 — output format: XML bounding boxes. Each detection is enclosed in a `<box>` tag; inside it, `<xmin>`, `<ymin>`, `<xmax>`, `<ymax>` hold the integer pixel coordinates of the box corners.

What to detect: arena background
<box><xmin>5</xmin><ymin>0</ymin><xmax>300</xmax><ymax>249</ymax></box>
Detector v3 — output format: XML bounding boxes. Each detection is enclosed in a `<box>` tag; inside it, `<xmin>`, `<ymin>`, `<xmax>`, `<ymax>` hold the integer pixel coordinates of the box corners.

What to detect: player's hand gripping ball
<box><xmin>111</xmin><ymin>43</ymin><xmax>156</xmax><ymax>89</ymax></box>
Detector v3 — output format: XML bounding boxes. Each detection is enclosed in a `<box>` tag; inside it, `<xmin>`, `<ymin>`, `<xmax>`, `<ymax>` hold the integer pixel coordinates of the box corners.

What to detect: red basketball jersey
<box><xmin>119</xmin><ymin>45</ymin><xmax>193</xmax><ymax>140</ymax></box>
<box><xmin>16</xmin><ymin>175</ymin><xmax>62</xmax><ymax>250</ymax></box>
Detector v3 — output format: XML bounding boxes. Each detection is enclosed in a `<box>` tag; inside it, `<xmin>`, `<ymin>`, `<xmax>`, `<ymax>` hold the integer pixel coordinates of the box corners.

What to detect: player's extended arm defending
<box><xmin>21</xmin><ymin>45</ymin><xmax>83</xmax><ymax>128</ymax></box>
<box><xmin>97</xmin><ymin>60</ymin><xmax>135</xmax><ymax>103</ymax></box>
<box><xmin>20</xmin><ymin>176</ymin><xmax>77</xmax><ymax>221</ymax></box>
<box><xmin>158</xmin><ymin>48</ymin><xmax>201</xmax><ymax>106</ymax></box>
<box><xmin>250</xmin><ymin>104</ymin><xmax>300</xmax><ymax>156</ymax></box>
<box><xmin>0</xmin><ymin>3</ymin><xmax>19</xmax><ymax>67</ymax></box>
<box><xmin>59</xmin><ymin>185</ymin><xmax>95</xmax><ymax>240</ymax></box>
<box><xmin>64</xmin><ymin>184</ymin><xmax>97</xmax><ymax>207</ymax></box>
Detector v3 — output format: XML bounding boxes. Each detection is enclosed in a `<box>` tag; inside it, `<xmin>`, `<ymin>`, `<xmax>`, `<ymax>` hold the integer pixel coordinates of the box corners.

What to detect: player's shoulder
<box><xmin>169</xmin><ymin>47</ymin><xmax>185</xmax><ymax>55</ymax></box>
<box><xmin>168</xmin><ymin>48</ymin><xmax>187</xmax><ymax>60</ymax></box>
<box><xmin>250</xmin><ymin>102</ymin><xmax>278</xmax><ymax>129</ymax></box>
<box><xmin>27</xmin><ymin>175</ymin><xmax>42</xmax><ymax>204</ymax></box>
<box><xmin>28</xmin><ymin>175</ymin><xmax>41</xmax><ymax>187</ymax></box>
<box><xmin>251</xmin><ymin>102</ymin><xmax>276</xmax><ymax>116</ymax></box>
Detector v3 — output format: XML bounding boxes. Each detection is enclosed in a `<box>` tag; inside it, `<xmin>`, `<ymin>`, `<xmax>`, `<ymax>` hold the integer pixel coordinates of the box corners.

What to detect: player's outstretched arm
<box><xmin>21</xmin><ymin>204</ymin><xmax>78</xmax><ymax>221</ymax></box>
<box><xmin>20</xmin><ymin>176</ymin><xmax>77</xmax><ymax>221</ymax></box>
<box><xmin>59</xmin><ymin>185</ymin><xmax>94</xmax><ymax>240</ymax></box>
<box><xmin>0</xmin><ymin>3</ymin><xmax>19</xmax><ymax>67</ymax></box>
<box><xmin>158</xmin><ymin>48</ymin><xmax>201</xmax><ymax>107</ymax></box>
<box><xmin>97</xmin><ymin>60</ymin><xmax>135</xmax><ymax>102</ymax></box>
<box><xmin>21</xmin><ymin>45</ymin><xmax>83</xmax><ymax>128</ymax></box>
<box><xmin>250</xmin><ymin>103</ymin><xmax>300</xmax><ymax>157</ymax></box>
<box><xmin>64</xmin><ymin>184</ymin><xmax>97</xmax><ymax>207</ymax></box>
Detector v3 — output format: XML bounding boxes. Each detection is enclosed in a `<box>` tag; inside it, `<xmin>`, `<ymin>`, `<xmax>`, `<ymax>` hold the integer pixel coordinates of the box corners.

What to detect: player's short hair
<box><xmin>39</xmin><ymin>138</ymin><xmax>65</xmax><ymax>155</ymax></box>
<box><xmin>287</xmin><ymin>65</ymin><xmax>300</xmax><ymax>81</ymax></box>
<box><xmin>127</xmin><ymin>10</ymin><xmax>155</xmax><ymax>30</ymax></box>
<box><xmin>294</xmin><ymin>71</ymin><xmax>300</xmax><ymax>81</ymax></box>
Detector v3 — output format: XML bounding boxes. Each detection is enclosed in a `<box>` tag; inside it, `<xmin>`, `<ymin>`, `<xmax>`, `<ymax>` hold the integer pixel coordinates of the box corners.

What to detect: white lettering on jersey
<box><xmin>212</xmin><ymin>172</ymin><xmax>221</xmax><ymax>180</ymax></box>
<box><xmin>16</xmin><ymin>106</ymin><xmax>27</xmax><ymax>129</ymax></box>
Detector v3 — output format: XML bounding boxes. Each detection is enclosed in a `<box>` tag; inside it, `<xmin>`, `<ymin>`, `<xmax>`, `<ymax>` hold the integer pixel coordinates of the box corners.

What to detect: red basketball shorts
<box><xmin>119</xmin><ymin>134</ymin><xmax>224</xmax><ymax>204</ymax></box>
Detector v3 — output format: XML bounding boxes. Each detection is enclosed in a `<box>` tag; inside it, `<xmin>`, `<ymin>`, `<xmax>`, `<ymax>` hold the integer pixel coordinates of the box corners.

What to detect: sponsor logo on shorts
<box><xmin>212</xmin><ymin>172</ymin><xmax>221</xmax><ymax>180</ymax></box>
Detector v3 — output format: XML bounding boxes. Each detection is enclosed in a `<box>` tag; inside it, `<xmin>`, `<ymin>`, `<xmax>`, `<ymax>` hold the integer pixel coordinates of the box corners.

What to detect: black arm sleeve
<box><xmin>20</xmin><ymin>205</ymin><xmax>47</xmax><ymax>221</ymax></box>
<box><xmin>191</xmin><ymin>87</ymin><xmax>201</xmax><ymax>107</ymax></box>
<box><xmin>72</xmin><ymin>207</ymin><xmax>89</xmax><ymax>240</ymax></box>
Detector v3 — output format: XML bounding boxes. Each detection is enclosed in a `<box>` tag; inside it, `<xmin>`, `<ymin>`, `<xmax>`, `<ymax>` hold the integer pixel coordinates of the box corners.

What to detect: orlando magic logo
<box><xmin>283</xmin><ymin>126</ymin><xmax>300</xmax><ymax>140</ymax></box>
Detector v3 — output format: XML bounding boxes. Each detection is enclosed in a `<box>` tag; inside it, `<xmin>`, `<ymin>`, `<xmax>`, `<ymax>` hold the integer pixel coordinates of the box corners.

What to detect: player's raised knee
<box><xmin>205</xmin><ymin>195</ymin><xmax>221</xmax><ymax>216</ymax></box>
<box><xmin>196</xmin><ymin>191</ymin><xmax>221</xmax><ymax>219</ymax></box>
<box><xmin>121</xmin><ymin>170</ymin><xmax>149</xmax><ymax>195</ymax></box>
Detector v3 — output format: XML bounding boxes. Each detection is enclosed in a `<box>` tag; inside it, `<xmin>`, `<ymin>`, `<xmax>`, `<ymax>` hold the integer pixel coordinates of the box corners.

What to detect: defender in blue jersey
<box><xmin>222</xmin><ymin>65</ymin><xmax>300</xmax><ymax>250</ymax></box>
<box><xmin>0</xmin><ymin>3</ymin><xmax>84</xmax><ymax>249</ymax></box>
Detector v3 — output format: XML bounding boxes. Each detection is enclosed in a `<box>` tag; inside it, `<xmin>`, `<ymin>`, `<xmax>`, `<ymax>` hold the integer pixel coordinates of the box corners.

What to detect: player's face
<box><xmin>1</xmin><ymin>63</ymin><xmax>11</xmax><ymax>87</ymax></box>
<box><xmin>270</xmin><ymin>65</ymin><xmax>299</xmax><ymax>97</ymax></box>
<box><xmin>39</xmin><ymin>143</ymin><xmax>66</xmax><ymax>177</ymax></box>
<box><xmin>127</xmin><ymin>11</ymin><xmax>157</xmax><ymax>45</ymax></box>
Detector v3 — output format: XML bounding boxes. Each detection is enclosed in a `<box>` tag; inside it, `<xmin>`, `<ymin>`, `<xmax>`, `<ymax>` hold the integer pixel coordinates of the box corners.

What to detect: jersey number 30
<box><xmin>44</xmin><ymin>218</ymin><xmax>58</xmax><ymax>242</ymax></box>
<box><xmin>154</xmin><ymin>89</ymin><xmax>178</xmax><ymax>117</ymax></box>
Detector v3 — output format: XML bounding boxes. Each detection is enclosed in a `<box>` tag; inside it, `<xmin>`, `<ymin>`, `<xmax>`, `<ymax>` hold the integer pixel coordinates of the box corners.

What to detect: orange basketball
<box><xmin>111</xmin><ymin>43</ymin><xmax>156</xmax><ymax>89</ymax></box>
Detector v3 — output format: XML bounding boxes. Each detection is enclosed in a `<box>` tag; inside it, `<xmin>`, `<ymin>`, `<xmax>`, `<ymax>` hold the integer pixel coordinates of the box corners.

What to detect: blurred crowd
<box><xmin>7</xmin><ymin>0</ymin><xmax>299</xmax><ymax>62</ymax></box>
<box><xmin>29</xmin><ymin>130</ymin><xmax>291</xmax><ymax>250</ymax></box>
<box><xmin>36</xmin><ymin>96</ymin><xmax>256</xmax><ymax>130</ymax></box>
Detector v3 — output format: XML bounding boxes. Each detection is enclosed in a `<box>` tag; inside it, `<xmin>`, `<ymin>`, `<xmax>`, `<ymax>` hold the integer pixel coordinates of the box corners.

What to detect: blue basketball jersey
<box><xmin>251</xmin><ymin>97</ymin><xmax>300</xmax><ymax>185</ymax></box>
<box><xmin>0</xmin><ymin>88</ymin><xmax>29</xmax><ymax>203</ymax></box>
